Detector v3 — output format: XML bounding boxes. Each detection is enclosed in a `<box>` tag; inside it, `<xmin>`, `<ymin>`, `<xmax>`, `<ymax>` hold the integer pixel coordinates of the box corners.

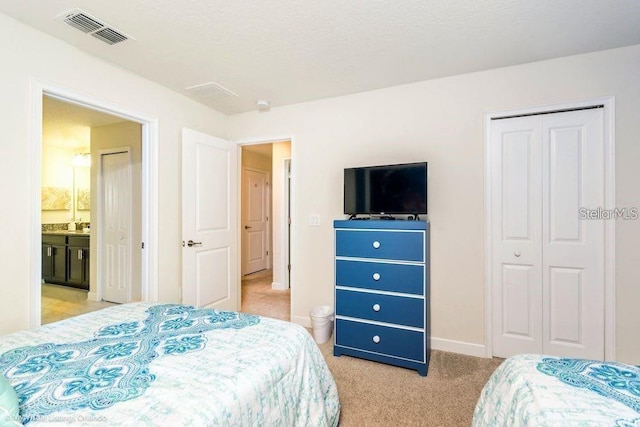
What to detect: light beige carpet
<box><xmin>240</xmin><ymin>269</ymin><xmax>503</xmax><ymax>426</ymax></box>
<box><xmin>316</xmin><ymin>335</ymin><xmax>503</xmax><ymax>426</ymax></box>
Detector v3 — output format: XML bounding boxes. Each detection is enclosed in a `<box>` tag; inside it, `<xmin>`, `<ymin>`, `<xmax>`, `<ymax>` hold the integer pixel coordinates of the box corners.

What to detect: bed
<box><xmin>473</xmin><ymin>354</ymin><xmax>640</xmax><ymax>426</ymax></box>
<box><xmin>0</xmin><ymin>303</ymin><xmax>340</xmax><ymax>426</ymax></box>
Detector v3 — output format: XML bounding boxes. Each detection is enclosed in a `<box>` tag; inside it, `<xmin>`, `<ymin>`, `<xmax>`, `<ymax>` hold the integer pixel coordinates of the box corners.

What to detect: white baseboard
<box><xmin>87</xmin><ymin>291</ymin><xmax>100</xmax><ymax>302</ymax></box>
<box><xmin>271</xmin><ymin>281</ymin><xmax>286</xmax><ymax>291</ymax></box>
<box><xmin>430</xmin><ymin>336</ymin><xmax>487</xmax><ymax>358</ymax></box>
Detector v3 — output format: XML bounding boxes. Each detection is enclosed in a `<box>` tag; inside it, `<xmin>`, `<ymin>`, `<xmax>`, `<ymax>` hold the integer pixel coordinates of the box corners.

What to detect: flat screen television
<box><xmin>344</xmin><ymin>162</ymin><xmax>428</xmax><ymax>217</ymax></box>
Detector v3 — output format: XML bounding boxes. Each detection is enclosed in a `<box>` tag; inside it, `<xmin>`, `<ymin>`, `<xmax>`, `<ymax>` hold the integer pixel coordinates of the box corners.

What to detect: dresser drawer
<box><xmin>335</xmin><ymin>319</ymin><xmax>424</xmax><ymax>361</ymax></box>
<box><xmin>336</xmin><ymin>289</ymin><xmax>423</xmax><ymax>328</ymax></box>
<box><xmin>336</xmin><ymin>259</ymin><xmax>423</xmax><ymax>295</ymax></box>
<box><xmin>336</xmin><ymin>230</ymin><xmax>424</xmax><ymax>262</ymax></box>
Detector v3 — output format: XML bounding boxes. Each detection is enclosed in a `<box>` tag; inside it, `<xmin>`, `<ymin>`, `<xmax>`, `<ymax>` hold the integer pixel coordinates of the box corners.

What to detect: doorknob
<box><xmin>514</xmin><ymin>251</ymin><xmax>521</xmax><ymax>257</ymax></box>
<box><xmin>244</xmin><ymin>225</ymin><xmax>252</xmax><ymax>229</ymax></box>
<box><xmin>187</xmin><ymin>240</ymin><xmax>202</xmax><ymax>247</ymax></box>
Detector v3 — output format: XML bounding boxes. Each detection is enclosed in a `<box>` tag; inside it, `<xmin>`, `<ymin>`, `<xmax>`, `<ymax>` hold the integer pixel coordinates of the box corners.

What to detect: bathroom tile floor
<box><xmin>41</xmin><ymin>284</ymin><xmax>117</xmax><ymax>325</ymax></box>
<box><xmin>41</xmin><ymin>268</ymin><xmax>289</xmax><ymax>325</ymax></box>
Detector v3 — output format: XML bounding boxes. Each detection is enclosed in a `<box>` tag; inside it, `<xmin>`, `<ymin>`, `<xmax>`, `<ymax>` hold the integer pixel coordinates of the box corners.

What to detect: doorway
<box><xmin>32</xmin><ymin>82</ymin><xmax>159</xmax><ymax>328</ymax></box>
<box><xmin>239</xmin><ymin>140</ymin><xmax>292</xmax><ymax>320</ymax></box>
<box><xmin>41</xmin><ymin>97</ymin><xmax>142</xmax><ymax>321</ymax></box>
<box><xmin>484</xmin><ymin>97</ymin><xmax>616</xmax><ymax>360</ymax></box>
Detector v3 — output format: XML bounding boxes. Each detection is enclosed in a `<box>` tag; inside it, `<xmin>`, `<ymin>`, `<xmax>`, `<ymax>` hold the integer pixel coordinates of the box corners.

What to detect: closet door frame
<box><xmin>483</xmin><ymin>96</ymin><xmax>616</xmax><ymax>360</ymax></box>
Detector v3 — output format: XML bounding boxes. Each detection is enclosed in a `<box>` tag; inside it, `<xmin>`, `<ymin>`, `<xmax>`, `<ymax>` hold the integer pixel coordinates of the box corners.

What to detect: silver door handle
<box><xmin>244</xmin><ymin>225</ymin><xmax>252</xmax><ymax>229</ymax></box>
<box><xmin>187</xmin><ymin>240</ymin><xmax>202</xmax><ymax>247</ymax></box>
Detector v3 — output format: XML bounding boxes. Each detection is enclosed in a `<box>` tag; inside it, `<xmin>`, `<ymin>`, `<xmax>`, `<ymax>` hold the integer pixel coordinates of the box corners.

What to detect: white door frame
<box><xmin>284</xmin><ymin>157</ymin><xmax>291</xmax><ymax>290</ymax></box>
<box><xmin>235</xmin><ymin>135</ymin><xmax>297</xmax><ymax>320</ymax></box>
<box><xmin>30</xmin><ymin>80</ymin><xmax>159</xmax><ymax>327</ymax></box>
<box><xmin>484</xmin><ymin>96</ymin><xmax>616</xmax><ymax>360</ymax></box>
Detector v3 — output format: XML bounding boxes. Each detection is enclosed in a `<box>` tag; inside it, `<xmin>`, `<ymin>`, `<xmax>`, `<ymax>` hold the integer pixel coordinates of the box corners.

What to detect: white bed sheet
<box><xmin>473</xmin><ymin>354</ymin><xmax>640</xmax><ymax>426</ymax></box>
<box><xmin>0</xmin><ymin>303</ymin><xmax>340</xmax><ymax>426</ymax></box>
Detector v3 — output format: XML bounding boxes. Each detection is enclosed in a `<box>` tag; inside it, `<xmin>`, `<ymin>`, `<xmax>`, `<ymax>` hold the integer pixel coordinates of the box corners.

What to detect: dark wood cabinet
<box><xmin>42</xmin><ymin>234</ymin><xmax>89</xmax><ymax>290</ymax></box>
<box><xmin>42</xmin><ymin>235</ymin><xmax>67</xmax><ymax>284</ymax></box>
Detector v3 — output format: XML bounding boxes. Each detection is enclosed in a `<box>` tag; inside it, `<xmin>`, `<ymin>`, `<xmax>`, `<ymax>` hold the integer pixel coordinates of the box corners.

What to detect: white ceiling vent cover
<box><xmin>185</xmin><ymin>81</ymin><xmax>239</xmax><ymax>101</ymax></box>
<box><xmin>57</xmin><ymin>9</ymin><xmax>132</xmax><ymax>45</ymax></box>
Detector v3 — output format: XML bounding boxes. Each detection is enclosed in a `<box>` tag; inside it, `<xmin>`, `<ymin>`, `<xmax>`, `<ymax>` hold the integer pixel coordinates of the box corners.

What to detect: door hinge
<box><xmin>287</xmin><ymin>264</ymin><xmax>291</xmax><ymax>272</ymax></box>
<box><xmin>141</xmin><ymin>242</ymin><xmax>145</xmax><ymax>249</ymax></box>
<box><xmin>266</xmin><ymin>250</ymin><xmax>269</xmax><ymax>255</ymax></box>
<box><xmin>266</xmin><ymin>216</ymin><xmax>269</xmax><ymax>221</ymax></box>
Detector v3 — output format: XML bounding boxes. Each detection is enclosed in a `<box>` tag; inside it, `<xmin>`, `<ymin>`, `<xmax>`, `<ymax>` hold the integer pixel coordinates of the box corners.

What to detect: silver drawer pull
<box><xmin>372</xmin><ymin>304</ymin><xmax>381</xmax><ymax>312</ymax></box>
<box><xmin>372</xmin><ymin>241</ymin><xmax>381</xmax><ymax>249</ymax></box>
<box><xmin>372</xmin><ymin>273</ymin><xmax>381</xmax><ymax>281</ymax></box>
<box><xmin>372</xmin><ymin>335</ymin><xmax>381</xmax><ymax>344</ymax></box>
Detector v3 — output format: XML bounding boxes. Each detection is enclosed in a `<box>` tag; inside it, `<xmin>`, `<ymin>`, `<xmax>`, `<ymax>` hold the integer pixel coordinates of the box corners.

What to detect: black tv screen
<box><xmin>344</xmin><ymin>162</ymin><xmax>428</xmax><ymax>215</ymax></box>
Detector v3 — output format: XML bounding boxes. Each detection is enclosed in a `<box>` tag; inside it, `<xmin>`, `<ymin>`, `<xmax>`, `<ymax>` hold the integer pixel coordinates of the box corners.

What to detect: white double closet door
<box><xmin>491</xmin><ymin>108</ymin><xmax>604</xmax><ymax>359</ymax></box>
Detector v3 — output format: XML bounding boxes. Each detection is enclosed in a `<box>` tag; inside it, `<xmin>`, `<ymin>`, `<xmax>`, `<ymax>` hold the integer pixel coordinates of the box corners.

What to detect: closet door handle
<box><xmin>514</xmin><ymin>251</ymin><xmax>521</xmax><ymax>257</ymax></box>
<box><xmin>47</xmin><ymin>246</ymin><xmax>52</xmax><ymax>257</ymax></box>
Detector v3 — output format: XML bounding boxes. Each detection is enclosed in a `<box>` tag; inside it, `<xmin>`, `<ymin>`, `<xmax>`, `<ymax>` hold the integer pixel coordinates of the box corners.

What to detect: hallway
<box><xmin>240</xmin><ymin>269</ymin><xmax>290</xmax><ymax>321</ymax></box>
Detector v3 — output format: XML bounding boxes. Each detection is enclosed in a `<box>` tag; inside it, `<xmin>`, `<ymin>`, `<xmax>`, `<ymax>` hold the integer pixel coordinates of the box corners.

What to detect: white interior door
<box><xmin>182</xmin><ymin>128</ymin><xmax>238</xmax><ymax>310</ymax></box>
<box><xmin>491</xmin><ymin>108</ymin><xmax>605</xmax><ymax>359</ymax></box>
<box><xmin>101</xmin><ymin>150</ymin><xmax>132</xmax><ymax>304</ymax></box>
<box><xmin>542</xmin><ymin>109</ymin><xmax>604</xmax><ymax>358</ymax></box>
<box><xmin>242</xmin><ymin>168</ymin><xmax>268</xmax><ymax>275</ymax></box>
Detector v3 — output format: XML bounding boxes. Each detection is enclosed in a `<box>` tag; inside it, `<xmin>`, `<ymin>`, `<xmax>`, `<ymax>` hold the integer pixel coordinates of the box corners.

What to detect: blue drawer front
<box><xmin>336</xmin><ymin>230</ymin><xmax>423</xmax><ymax>262</ymax></box>
<box><xmin>336</xmin><ymin>289</ymin><xmax>424</xmax><ymax>328</ymax></box>
<box><xmin>335</xmin><ymin>319</ymin><xmax>424</xmax><ymax>361</ymax></box>
<box><xmin>336</xmin><ymin>259</ymin><xmax>424</xmax><ymax>295</ymax></box>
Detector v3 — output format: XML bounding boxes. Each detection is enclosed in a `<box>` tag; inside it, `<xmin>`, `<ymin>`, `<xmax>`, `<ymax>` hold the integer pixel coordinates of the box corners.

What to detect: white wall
<box><xmin>0</xmin><ymin>13</ymin><xmax>227</xmax><ymax>334</ymax></box>
<box><xmin>229</xmin><ymin>44</ymin><xmax>640</xmax><ymax>364</ymax></box>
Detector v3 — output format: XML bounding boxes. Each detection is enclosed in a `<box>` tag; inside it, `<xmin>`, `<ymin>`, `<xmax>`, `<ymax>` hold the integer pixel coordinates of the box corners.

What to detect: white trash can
<box><xmin>309</xmin><ymin>305</ymin><xmax>334</xmax><ymax>344</ymax></box>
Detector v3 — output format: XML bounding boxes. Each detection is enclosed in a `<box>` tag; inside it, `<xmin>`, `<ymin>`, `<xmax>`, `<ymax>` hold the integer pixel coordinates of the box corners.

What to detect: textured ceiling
<box><xmin>3</xmin><ymin>1</ymin><xmax>640</xmax><ymax>114</ymax></box>
<box><xmin>43</xmin><ymin>96</ymin><xmax>127</xmax><ymax>148</ymax></box>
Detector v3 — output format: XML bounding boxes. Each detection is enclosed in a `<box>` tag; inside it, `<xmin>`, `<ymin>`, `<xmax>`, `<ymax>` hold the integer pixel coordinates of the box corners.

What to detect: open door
<box><xmin>181</xmin><ymin>128</ymin><xmax>239</xmax><ymax>310</ymax></box>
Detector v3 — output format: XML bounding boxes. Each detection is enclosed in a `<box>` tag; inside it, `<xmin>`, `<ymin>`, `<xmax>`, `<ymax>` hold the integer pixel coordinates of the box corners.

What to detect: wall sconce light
<box><xmin>72</xmin><ymin>153</ymin><xmax>91</xmax><ymax>167</ymax></box>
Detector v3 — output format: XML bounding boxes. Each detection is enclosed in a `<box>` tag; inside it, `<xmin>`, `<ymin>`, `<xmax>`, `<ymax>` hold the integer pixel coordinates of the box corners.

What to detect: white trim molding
<box><xmin>31</xmin><ymin>79</ymin><xmax>159</xmax><ymax>327</ymax></box>
<box><xmin>483</xmin><ymin>96</ymin><xmax>616</xmax><ymax>360</ymax></box>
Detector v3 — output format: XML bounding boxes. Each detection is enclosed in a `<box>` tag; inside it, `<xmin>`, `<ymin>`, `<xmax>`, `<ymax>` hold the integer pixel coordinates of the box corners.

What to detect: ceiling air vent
<box><xmin>185</xmin><ymin>81</ymin><xmax>239</xmax><ymax>101</ymax></box>
<box><xmin>63</xmin><ymin>12</ymin><xmax>103</xmax><ymax>33</ymax></box>
<box><xmin>91</xmin><ymin>28</ymin><xmax>128</xmax><ymax>45</ymax></box>
<box><xmin>57</xmin><ymin>9</ymin><xmax>132</xmax><ymax>45</ymax></box>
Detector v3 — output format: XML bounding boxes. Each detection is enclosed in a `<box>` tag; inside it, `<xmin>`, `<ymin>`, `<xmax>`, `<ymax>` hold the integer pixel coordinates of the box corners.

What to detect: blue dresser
<box><xmin>333</xmin><ymin>220</ymin><xmax>430</xmax><ymax>376</ymax></box>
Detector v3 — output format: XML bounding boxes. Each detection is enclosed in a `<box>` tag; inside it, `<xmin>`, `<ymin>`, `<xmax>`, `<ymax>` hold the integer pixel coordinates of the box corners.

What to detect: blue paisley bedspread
<box><xmin>472</xmin><ymin>354</ymin><xmax>640</xmax><ymax>426</ymax></box>
<box><xmin>0</xmin><ymin>303</ymin><xmax>340</xmax><ymax>426</ymax></box>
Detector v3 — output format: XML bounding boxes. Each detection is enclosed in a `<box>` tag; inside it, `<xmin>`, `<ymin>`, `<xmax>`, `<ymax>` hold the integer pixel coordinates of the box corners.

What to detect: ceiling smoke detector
<box><xmin>57</xmin><ymin>8</ymin><xmax>132</xmax><ymax>45</ymax></box>
<box><xmin>256</xmin><ymin>100</ymin><xmax>270</xmax><ymax>112</ymax></box>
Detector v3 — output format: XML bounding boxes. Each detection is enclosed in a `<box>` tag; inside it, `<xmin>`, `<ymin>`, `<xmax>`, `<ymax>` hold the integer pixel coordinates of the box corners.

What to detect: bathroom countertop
<box><xmin>42</xmin><ymin>230</ymin><xmax>90</xmax><ymax>236</ymax></box>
